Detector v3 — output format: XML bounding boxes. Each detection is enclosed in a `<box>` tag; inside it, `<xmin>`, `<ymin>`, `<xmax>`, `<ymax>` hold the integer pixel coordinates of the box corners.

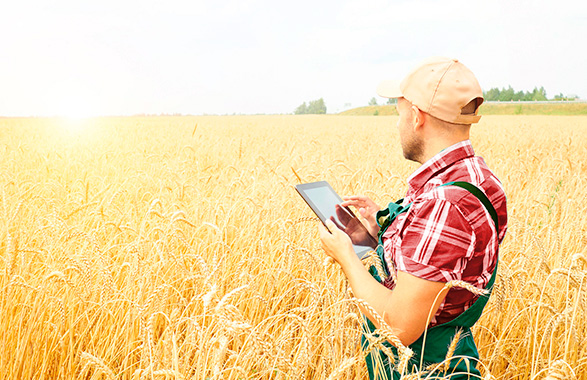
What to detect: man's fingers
<box><xmin>326</xmin><ymin>218</ymin><xmax>344</xmax><ymax>234</ymax></box>
<box><xmin>359</xmin><ymin>207</ymin><xmax>373</xmax><ymax>219</ymax></box>
<box><xmin>341</xmin><ymin>199</ymin><xmax>363</xmax><ymax>207</ymax></box>
<box><xmin>342</xmin><ymin>196</ymin><xmax>379</xmax><ymax>211</ymax></box>
<box><xmin>325</xmin><ymin>218</ymin><xmax>335</xmax><ymax>230</ymax></box>
<box><xmin>343</xmin><ymin>195</ymin><xmax>368</xmax><ymax>201</ymax></box>
<box><xmin>318</xmin><ymin>221</ymin><xmax>329</xmax><ymax>236</ymax></box>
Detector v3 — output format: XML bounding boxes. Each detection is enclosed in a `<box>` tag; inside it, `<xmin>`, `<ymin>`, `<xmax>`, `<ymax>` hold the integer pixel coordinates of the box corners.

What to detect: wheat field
<box><xmin>0</xmin><ymin>115</ymin><xmax>586</xmax><ymax>379</ymax></box>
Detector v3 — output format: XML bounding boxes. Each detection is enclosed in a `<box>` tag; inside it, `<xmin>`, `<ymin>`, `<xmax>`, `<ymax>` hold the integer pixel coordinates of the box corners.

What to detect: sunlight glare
<box><xmin>55</xmin><ymin>93</ymin><xmax>101</xmax><ymax>134</ymax></box>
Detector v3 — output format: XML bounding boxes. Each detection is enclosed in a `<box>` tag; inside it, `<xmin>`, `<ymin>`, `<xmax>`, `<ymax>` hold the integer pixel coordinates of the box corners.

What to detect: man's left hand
<box><xmin>318</xmin><ymin>219</ymin><xmax>356</xmax><ymax>267</ymax></box>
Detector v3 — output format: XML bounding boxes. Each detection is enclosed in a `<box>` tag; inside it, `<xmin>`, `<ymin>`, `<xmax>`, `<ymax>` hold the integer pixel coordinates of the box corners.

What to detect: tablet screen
<box><xmin>295</xmin><ymin>181</ymin><xmax>377</xmax><ymax>259</ymax></box>
<box><xmin>302</xmin><ymin>185</ymin><xmax>342</xmax><ymax>224</ymax></box>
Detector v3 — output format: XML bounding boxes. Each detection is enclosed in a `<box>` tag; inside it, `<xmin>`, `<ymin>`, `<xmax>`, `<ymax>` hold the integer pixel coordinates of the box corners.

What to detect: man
<box><xmin>319</xmin><ymin>57</ymin><xmax>508</xmax><ymax>379</ymax></box>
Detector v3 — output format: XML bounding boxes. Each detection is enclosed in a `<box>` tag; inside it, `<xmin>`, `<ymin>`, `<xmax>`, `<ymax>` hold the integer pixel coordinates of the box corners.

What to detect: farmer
<box><xmin>319</xmin><ymin>57</ymin><xmax>508</xmax><ymax>379</ymax></box>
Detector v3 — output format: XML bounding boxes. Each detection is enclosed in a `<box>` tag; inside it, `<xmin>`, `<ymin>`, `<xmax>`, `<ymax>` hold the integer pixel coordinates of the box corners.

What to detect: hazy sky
<box><xmin>1</xmin><ymin>0</ymin><xmax>586</xmax><ymax>117</ymax></box>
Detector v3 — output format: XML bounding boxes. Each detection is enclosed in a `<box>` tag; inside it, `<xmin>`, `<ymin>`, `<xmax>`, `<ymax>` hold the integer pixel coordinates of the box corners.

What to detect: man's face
<box><xmin>396</xmin><ymin>97</ymin><xmax>424</xmax><ymax>163</ymax></box>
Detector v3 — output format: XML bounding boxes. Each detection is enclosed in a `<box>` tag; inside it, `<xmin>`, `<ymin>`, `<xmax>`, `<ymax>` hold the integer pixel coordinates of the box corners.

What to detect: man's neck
<box><xmin>418</xmin><ymin>137</ymin><xmax>470</xmax><ymax>165</ymax></box>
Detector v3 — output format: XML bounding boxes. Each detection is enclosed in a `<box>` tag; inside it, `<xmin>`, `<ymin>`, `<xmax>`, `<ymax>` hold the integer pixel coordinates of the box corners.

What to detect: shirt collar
<box><xmin>407</xmin><ymin>140</ymin><xmax>475</xmax><ymax>193</ymax></box>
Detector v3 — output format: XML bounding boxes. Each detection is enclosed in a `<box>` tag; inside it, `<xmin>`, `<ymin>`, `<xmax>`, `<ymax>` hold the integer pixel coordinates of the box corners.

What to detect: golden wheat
<box><xmin>0</xmin><ymin>115</ymin><xmax>586</xmax><ymax>379</ymax></box>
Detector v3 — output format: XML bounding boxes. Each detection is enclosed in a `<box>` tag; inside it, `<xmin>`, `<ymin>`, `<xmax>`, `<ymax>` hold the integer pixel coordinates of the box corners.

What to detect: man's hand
<box><xmin>341</xmin><ymin>196</ymin><xmax>381</xmax><ymax>238</ymax></box>
<box><xmin>318</xmin><ymin>219</ymin><xmax>357</xmax><ymax>267</ymax></box>
<box><xmin>332</xmin><ymin>205</ymin><xmax>377</xmax><ymax>248</ymax></box>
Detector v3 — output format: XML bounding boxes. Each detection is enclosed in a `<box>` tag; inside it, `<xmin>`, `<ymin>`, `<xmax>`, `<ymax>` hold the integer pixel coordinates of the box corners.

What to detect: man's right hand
<box><xmin>333</xmin><ymin>205</ymin><xmax>377</xmax><ymax>248</ymax></box>
<box><xmin>340</xmin><ymin>195</ymin><xmax>381</xmax><ymax>238</ymax></box>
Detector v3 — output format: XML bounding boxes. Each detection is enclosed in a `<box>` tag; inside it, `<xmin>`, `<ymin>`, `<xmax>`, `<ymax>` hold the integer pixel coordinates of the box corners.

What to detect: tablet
<box><xmin>295</xmin><ymin>181</ymin><xmax>377</xmax><ymax>260</ymax></box>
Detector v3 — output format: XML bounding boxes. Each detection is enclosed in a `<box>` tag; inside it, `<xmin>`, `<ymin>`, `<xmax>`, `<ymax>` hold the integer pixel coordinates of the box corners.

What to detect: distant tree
<box><xmin>307</xmin><ymin>98</ymin><xmax>327</xmax><ymax>114</ymax></box>
<box><xmin>369</xmin><ymin>97</ymin><xmax>378</xmax><ymax>106</ymax></box>
<box><xmin>499</xmin><ymin>86</ymin><xmax>514</xmax><ymax>101</ymax></box>
<box><xmin>387</xmin><ymin>98</ymin><xmax>397</xmax><ymax>105</ymax></box>
<box><xmin>484</xmin><ymin>87</ymin><xmax>500</xmax><ymax>101</ymax></box>
<box><xmin>532</xmin><ymin>87</ymin><xmax>547</xmax><ymax>101</ymax></box>
<box><xmin>294</xmin><ymin>102</ymin><xmax>308</xmax><ymax>115</ymax></box>
<box><xmin>294</xmin><ymin>98</ymin><xmax>326</xmax><ymax>114</ymax></box>
<box><xmin>513</xmin><ymin>90</ymin><xmax>525</xmax><ymax>101</ymax></box>
<box><xmin>522</xmin><ymin>90</ymin><xmax>533</xmax><ymax>101</ymax></box>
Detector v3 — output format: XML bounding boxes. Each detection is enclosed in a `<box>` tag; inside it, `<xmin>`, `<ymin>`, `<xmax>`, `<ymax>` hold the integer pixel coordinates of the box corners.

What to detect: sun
<box><xmin>54</xmin><ymin>94</ymin><xmax>102</xmax><ymax>133</ymax></box>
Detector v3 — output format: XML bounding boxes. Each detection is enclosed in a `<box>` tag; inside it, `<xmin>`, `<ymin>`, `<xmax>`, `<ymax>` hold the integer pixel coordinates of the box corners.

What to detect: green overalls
<box><xmin>362</xmin><ymin>182</ymin><xmax>500</xmax><ymax>380</ymax></box>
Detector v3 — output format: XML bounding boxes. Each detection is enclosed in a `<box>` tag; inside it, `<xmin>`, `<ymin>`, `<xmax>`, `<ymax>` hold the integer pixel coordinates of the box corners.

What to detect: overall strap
<box><xmin>376</xmin><ymin>199</ymin><xmax>411</xmax><ymax>235</ymax></box>
<box><xmin>372</xmin><ymin>200</ymin><xmax>411</xmax><ymax>282</ymax></box>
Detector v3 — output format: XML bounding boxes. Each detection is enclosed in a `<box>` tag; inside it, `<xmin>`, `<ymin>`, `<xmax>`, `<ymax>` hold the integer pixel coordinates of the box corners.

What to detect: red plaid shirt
<box><xmin>382</xmin><ymin>140</ymin><xmax>507</xmax><ymax>326</ymax></box>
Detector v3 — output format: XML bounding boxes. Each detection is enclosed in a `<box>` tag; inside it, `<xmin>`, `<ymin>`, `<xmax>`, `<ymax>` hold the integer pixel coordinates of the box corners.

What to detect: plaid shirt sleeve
<box><xmin>394</xmin><ymin>196</ymin><xmax>476</xmax><ymax>283</ymax></box>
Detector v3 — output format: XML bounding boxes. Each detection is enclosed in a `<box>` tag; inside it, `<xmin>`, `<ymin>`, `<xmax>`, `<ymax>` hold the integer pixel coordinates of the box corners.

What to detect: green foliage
<box><xmin>294</xmin><ymin>98</ymin><xmax>327</xmax><ymax>114</ymax></box>
<box><xmin>483</xmin><ymin>86</ymin><xmax>576</xmax><ymax>101</ymax></box>
<box><xmin>498</xmin><ymin>86</ymin><xmax>515</xmax><ymax>101</ymax></box>
<box><xmin>484</xmin><ymin>87</ymin><xmax>500</xmax><ymax>101</ymax></box>
<box><xmin>368</xmin><ymin>97</ymin><xmax>378</xmax><ymax>106</ymax></box>
<box><xmin>554</xmin><ymin>93</ymin><xmax>578</xmax><ymax>101</ymax></box>
<box><xmin>532</xmin><ymin>87</ymin><xmax>548</xmax><ymax>101</ymax></box>
<box><xmin>294</xmin><ymin>102</ymin><xmax>308</xmax><ymax>115</ymax></box>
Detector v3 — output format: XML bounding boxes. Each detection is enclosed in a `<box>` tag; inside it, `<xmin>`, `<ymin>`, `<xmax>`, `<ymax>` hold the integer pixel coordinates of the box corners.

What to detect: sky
<box><xmin>1</xmin><ymin>0</ymin><xmax>586</xmax><ymax>117</ymax></box>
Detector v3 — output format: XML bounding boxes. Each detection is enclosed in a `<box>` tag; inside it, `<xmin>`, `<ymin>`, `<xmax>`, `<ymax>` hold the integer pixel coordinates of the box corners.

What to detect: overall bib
<box><xmin>362</xmin><ymin>182</ymin><xmax>499</xmax><ymax>380</ymax></box>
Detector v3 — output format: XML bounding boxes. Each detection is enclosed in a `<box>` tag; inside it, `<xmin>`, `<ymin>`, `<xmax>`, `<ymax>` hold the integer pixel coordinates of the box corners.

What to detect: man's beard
<box><xmin>401</xmin><ymin>134</ymin><xmax>425</xmax><ymax>164</ymax></box>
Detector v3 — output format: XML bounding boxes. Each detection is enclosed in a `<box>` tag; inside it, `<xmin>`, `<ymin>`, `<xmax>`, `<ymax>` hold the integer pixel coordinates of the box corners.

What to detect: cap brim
<box><xmin>376</xmin><ymin>79</ymin><xmax>403</xmax><ymax>98</ymax></box>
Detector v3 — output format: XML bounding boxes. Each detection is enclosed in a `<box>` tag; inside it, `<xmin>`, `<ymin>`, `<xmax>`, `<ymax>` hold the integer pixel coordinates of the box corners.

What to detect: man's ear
<box><xmin>411</xmin><ymin>105</ymin><xmax>425</xmax><ymax>131</ymax></box>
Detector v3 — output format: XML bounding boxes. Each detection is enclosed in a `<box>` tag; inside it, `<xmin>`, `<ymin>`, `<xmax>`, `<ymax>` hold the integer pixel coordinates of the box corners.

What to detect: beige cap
<box><xmin>377</xmin><ymin>57</ymin><xmax>484</xmax><ymax>124</ymax></box>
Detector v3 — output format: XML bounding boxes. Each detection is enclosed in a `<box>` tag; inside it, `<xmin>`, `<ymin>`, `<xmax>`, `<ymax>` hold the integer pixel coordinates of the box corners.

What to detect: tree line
<box><xmin>483</xmin><ymin>86</ymin><xmax>578</xmax><ymax>102</ymax></box>
<box><xmin>366</xmin><ymin>87</ymin><xmax>578</xmax><ymax>106</ymax></box>
<box><xmin>294</xmin><ymin>87</ymin><xmax>580</xmax><ymax>115</ymax></box>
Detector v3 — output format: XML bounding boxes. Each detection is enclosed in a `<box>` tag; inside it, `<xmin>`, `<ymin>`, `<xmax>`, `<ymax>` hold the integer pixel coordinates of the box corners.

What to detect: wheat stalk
<box><xmin>325</xmin><ymin>356</ymin><xmax>359</xmax><ymax>380</ymax></box>
<box><xmin>80</xmin><ymin>352</ymin><xmax>116</xmax><ymax>380</ymax></box>
<box><xmin>444</xmin><ymin>329</ymin><xmax>463</xmax><ymax>373</ymax></box>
